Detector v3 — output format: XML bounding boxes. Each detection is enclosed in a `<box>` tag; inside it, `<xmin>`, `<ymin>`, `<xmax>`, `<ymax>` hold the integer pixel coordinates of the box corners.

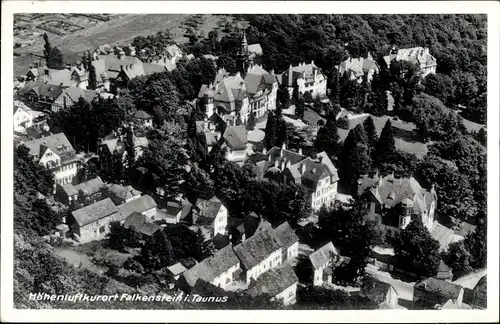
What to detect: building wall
<box><xmin>213</xmin><ymin>206</ymin><xmax>228</xmax><ymax>236</ymax></box>
<box><xmin>226</xmin><ymin>149</ymin><xmax>247</xmax><ymax>164</ymax></box>
<box><xmin>274</xmin><ymin>282</ymin><xmax>298</xmax><ymax>306</ymax></box>
<box><xmin>296</xmin><ymin>73</ymin><xmax>327</xmax><ymax>98</ymax></box>
<box><xmin>385</xmin><ymin>287</ymin><xmax>399</xmax><ymax>309</ymax></box>
<box><xmin>246</xmin><ymin>248</ymin><xmax>282</xmax><ymax>284</ymax></box>
<box><xmin>13</xmin><ymin>108</ymin><xmax>32</xmax><ymax>132</ymax></box>
<box><xmin>38</xmin><ymin>148</ymin><xmax>79</xmax><ymax>186</ymax></box>
<box><xmin>211</xmin><ymin>262</ymin><xmax>241</xmax><ymax>290</ymax></box>
<box><xmin>311</xmin><ymin>176</ymin><xmax>337</xmax><ymax>212</ymax></box>
<box><xmin>414</xmin><ymin>287</ymin><xmax>463</xmax><ymax>306</ymax></box>
<box><xmin>286</xmin><ymin>242</ymin><xmax>299</xmax><ymax>261</ymax></box>
<box><xmin>78</xmin><ymin>212</ymin><xmax>118</xmax><ymax>243</ymax></box>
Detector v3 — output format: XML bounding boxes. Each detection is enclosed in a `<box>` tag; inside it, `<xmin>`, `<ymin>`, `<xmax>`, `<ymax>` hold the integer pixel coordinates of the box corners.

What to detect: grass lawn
<box><xmin>14</xmin><ymin>14</ymin><xmax>228</xmax><ymax>76</ymax></box>
<box><xmin>338</xmin><ymin>114</ymin><xmax>429</xmax><ymax>158</ymax></box>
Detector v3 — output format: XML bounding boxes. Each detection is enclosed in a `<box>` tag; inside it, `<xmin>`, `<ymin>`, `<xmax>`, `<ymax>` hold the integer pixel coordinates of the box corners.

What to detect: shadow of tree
<box><xmin>391</xmin><ymin>126</ymin><xmax>423</xmax><ymax>144</ymax></box>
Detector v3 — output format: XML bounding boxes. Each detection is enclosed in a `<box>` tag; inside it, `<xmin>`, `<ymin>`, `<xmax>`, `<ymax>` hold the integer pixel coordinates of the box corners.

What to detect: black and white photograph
<box><xmin>1</xmin><ymin>1</ymin><xmax>499</xmax><ymax>322</ymax></box>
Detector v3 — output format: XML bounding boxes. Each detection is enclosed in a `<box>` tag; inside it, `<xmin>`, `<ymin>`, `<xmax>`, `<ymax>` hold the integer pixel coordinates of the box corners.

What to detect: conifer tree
<box><xmin>264</xmin><ymin>111</ymin><xmax>276</xmax><ymax>149</ymax></box>
<box><xmin>363</xmin><ymin>116</ymin><xmax>378</xmax><ymax>148</ymax></box>
<box><xmin>373</xmin><ymin>119</ymin><xmax>396</xmax><ymax>166</ymax></box>
<box><xmin>246</xmin><ymin>112</ymin><xmax>256</xmax><ymax>130</ymax></box>
<box><xmin>314</xmin><ymin>118</ymin><xmax>341</xmax><ymax>158</ymax></box>
<box><xmin>88</xmin><ymin>64</ymin><xmax>97</xmax><ymax>90</ymax></box>
<box><xmin>339</xmin><ymin>124</ymin><xmax>372</xmax><ymax>192</ymax></box>
<box><xmin>43</xmin><ymin>33</ymin><xmax>52</xmax><ymax>60</ymax></box>
<box><xmin>275</xmin><ymin>117</ymin><xmax>288</xmax><ymax>148</ymax></box>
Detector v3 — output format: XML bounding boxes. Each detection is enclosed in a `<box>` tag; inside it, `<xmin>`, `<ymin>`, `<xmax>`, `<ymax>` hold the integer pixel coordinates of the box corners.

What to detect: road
<box><xmin>453</xmin><ymin>269</ymin><xmax>487</xmax><ymax>289</ymax></box>
<box><xmin>365</xmin><ymin>264</ymin><xmax>415</xmax><ymax>301</ymax></box>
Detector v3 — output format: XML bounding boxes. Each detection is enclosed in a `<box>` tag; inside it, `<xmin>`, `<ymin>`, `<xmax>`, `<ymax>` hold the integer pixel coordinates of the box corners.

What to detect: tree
<box><xmin>317</xmin><ymin>201</ymin><xmax>378</xmax><ymax>285</ymax></box>
<box><xmin>421</xmin><ymin>73</ymin><xmax>455</xmax><ymax>106</ymax></box>
<box><xmin>88</xmin><ymin>64</ymin><xmax>97</xmax><ymax>90</ymax></box>
<box><xmin>393</xmin><ymin>217</ymin><xmax>441</xmax><ymax>277</ymax></box>
<box><xmin>463</xmin><ymin>220</ymin><xmax>486</xmax><ymax>269</ymax></box>
<box><xmin>339</xmin><ymin>132</ymin><xmax>372</xmax><ymax>194</ymax></box>
<box><xmin>329</xmin><ymin>72</ymin><xmax>341</xmax><ymax>106</ymax></box>
<box><xmin>363</xmin><ymin>116</ymin><xmax>378</xmax><ymax>148</ymax></box>
<box><xmin>107</xmin><ymin>221</ymin><xmax>127</xmax><ymax>251</ymax></box>
<box><xmin>138</xmin><ymin>230</ymin><xmax>174</xmax><ymax>271</ymax></box>
<box><xmin>295</xmin><ymin>98</ymin><xmax>305</xmax><ymax>119</ymax></box>
<box><xmin>287</xmin><ymin>123</ymin><xmax>315</xmax><ymax>155</ymax></box>
<box><xmin>43</xmin><ymin>33</ymin><xmax>52</xmax><ymax>60</ymax></box>
<box><xmin>274</xmin><ymin>117</ymin><xmax>288</xmax><ymax>147</ymax></box>
<box><xmin>303</xmin><ymin>91</ymin><xmax>314</xmax><ymax>103</ymax></box>
<box><xmin>277</xmin><ymin>83</ymin><xmax>291</xmax><ymax>111</ymax></box>
<box><xmin>314</xmin><ymin>118</ymin><xmax>341</xmax><ymax>159</ymax></box>
<box><xmin>442</xmin><ymin>240</ymin><xmax>473</xmax><ymax>280</ymax></box>
<box><xmin>246</xmin><ymin>112</ymin><xmax>256</xmax><ymax>130</ymax></box>
<box><xmin>373</xmin><ymin>119</ymin><xmax>396</xmax><ymax>166</ymax></box>
<box><xmin>292</xmin><ymin>83</ymin><xmax>300</xmax><ymax>104</ymax></box>
<box><xmin>14</xmin><ymin>145</ymin><xmax>54</xmax><ymax>197</ymax></box>
<box><xmin>216</xmin><ymin>55</ymin><xmax>236</xmax><ymax>71</ymax></box>
<box><xmin>195</xmin><ymin>228</ymin><xmax>214</xmax><ymax>261</ymax></box>
<box><xmin>264</xmin><ymin>111</ymin><xmax>276</xmax><ymax>149</ymax></box>
<box><xmin>183</xmin><ymin>165</ymin><xmax>215</xmax><ymax>201</ymax></box>
<box><xmin>47</xmin><ymin>47</ymin><xmax>65</xmax><ymax>70</ymax></box>
<box><xmin>369</xmin><ymin>89</ymin><xmax>388</xmax><ymax>117</ymax></box>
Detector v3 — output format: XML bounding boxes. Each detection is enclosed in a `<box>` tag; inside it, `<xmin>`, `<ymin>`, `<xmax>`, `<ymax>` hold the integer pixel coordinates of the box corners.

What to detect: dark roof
<box><xmin>181</xmin><ymin>245</ymin><xmax>240</xmax><ymax>287</ymax></box>
<box><xmin>192</xmin><ymin>279</ymin><xmax>235</xmax><ymax>297</ymax></box>
<box><xmin>223</xmin><ymin>125</ymin><xmax>248</xmax><ymax>150</ymax></box>
<box><xmin>360</xmin><ymin>276</ymin><xmax>395</xmax><ymax>304</ymax></box>
<box><xmin>20</xmin><ymin>81</ymin><xmax>64</xmax><ymax>99</ymax></box>
<box><xmin>62</xmin><ymin>176</ymin><xmax>104</xmax><ymax>197</ymax></box>
<box><xmin>267</xmin><ymin>146</ymin><xmax>306</xmax><ymax>166</ymax></box>
<box><xmin>234</xmin><ymin>228</ymin><xmax>282</xmax><ymax>269</ymax></box>
<box><xmin>273</xmin><ymin>222</ymin><xmax>299</xmax><ymax>249</ymax></box>
<box><xmin>122</xmin><ymin>212</ymin><xmax>149</xmax><ymax>229</ymax></box>
<box><xmin>117</xmin><ymin>195</ymin><xmax>157</xmax><ymax>221</ymax></box>
<box><xmin>71</xmin><ymin>198</ymin><xmax>117</xmax><ymax>226</ymax></box>
<box><xmin>415</xmin><ymin>277</ymin><xmax>463</xmax><ymax>300</ymax></box>
<box><xmin>357</xmin><ymin>174</ymin><xmax>436</xmax><ymax>212</ymax></box>
<box><xmin>243</xmin><ymin>212</ymin><xmax>272</xmax><ymax>238</ymax></box>
<box><xmin>309</xmin><ymin>242</ymin><xmax>339</xmax><ymax>269</ymax></box>
<box><xmin>132</xmin><ymin>222</ymin><xmax>162</xmax><ymax>236</ymax></box>
<box><xmin>246</xmin><ymin>264</ymin><xmax>298</xmax><ymax>298</ymax></box>
<box><xmin>192</xmin><ymin>196</ymin><xmax>223</xmax><ymax>225</ymax></box>
<box><xmin>107</xmin><ymin>184</ymin><xmax>142</xmax><ymax>203</ymax></box>
<box><xmin>63</xmin><ymin>87</ymin><xmax>97</xmax><ymax>104</ymax></box>
<box><xmin>22</xmin><ymin>133</ymin><xmax>77</xmax><ymax>162</ymax></box>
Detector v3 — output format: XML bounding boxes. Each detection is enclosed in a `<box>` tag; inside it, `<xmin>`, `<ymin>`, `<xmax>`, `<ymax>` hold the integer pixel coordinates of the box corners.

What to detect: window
<box><xmin>99</xmin><ymin>226</ymin><xmax>105</xmax><ymax>234</ymax></box>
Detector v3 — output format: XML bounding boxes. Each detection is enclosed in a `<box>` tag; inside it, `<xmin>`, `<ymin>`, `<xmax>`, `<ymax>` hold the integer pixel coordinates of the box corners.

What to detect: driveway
<box><xmin>453</xmin><ymin>269</ymin><xmax>487</xmax><ymax>289</ymax></box>
<box><xmin>365</xmin><ymin>263</ymin><xmax>415</xmax><ymax>301</ymax></box>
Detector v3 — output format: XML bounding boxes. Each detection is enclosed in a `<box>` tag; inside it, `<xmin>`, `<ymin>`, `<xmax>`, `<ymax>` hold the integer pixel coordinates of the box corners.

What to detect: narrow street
<box><xmin>453</xmin><ymin>269</ymin><xmax>487</xmax><ymax>289</ymax></box>
<box><xmin>365</xmin><ymin>264</ymin><xmax>415</xmax><ymax>301</ymax></box>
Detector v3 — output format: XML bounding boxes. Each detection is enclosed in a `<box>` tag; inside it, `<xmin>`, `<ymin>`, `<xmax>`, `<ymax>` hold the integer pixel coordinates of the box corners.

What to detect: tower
<box><xmin>399</xmin><ymin>198</ymin><xmax>414</xmax><ymax>230</ymax></box>
<box><xmin>237</xmin><ymin>29</ymin><xmax>250</xmax><ymax>75</ymax></box>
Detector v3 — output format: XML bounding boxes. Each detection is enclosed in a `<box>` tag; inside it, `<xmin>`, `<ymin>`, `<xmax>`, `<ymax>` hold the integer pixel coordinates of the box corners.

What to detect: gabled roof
<box><xmin>223</xmin><ymin>125</ymin><xmax>248</xmax><ymax>150</ymax></box>
<box><xmin>415</xmin><ymin>277</ymin><xmax>463</xmax><ymax>300</ymax></box>
<box><xmin>181</xmin><ymin>244</ymin><xmax>240</xmax><ymax>287</ymax></box>
<box><xmin>143</xmin><ymin>62</ymin><xmax>168</xmax><ymax>75</ymax></box>
<box><xmin>309</xmin><ymin>241</ymin><xmax>338</xmax><ymax>269</ymax></box>
<box><xmin>117</xmin><ymin>195</ymin><xmax>157</xmax><ymax>221</ymax></box>
<box><xmin>63</xmin><ymin>87</ymin><xmax>97</xmax><ymax>104</ymax></box>
<box><xmin>71</xmin><ymin>198</ymin><xmax>117</xmax><ymax>227</ymax></box>
<box><xmin>122</xmin><ymin>211</ymin><xmax>149</xmax><ymax>229</ymax></box>
<box><xmin>20</xmin><ymin>81</ymin><xmax>64</xmax><ymax>99</ymax></box>
<box><xmin>191</xmin><ymin>196</ymin><xmax>224</xmax><ymax>225</ymax></box>
<box><xmin>273</xmin><ymin>222</ymin><xmax>299</xmax><ymax>250</ymax></box>
<box><xmin>22</xmin><ymin>132</ymin><xmax>76</xmax><ymax>162</ymax></box>
<box><xmin>62</xmin><ymin>176</ymin><xmax>104</xmax><ymax>197</ymax></box>
<box><xmin>247</xmin><ymin>43</ymin><xmax>263</xmax><ymax>56</ymax></box>
<box><xmin>165</xmin><ymin>200</ymin><xmax>192</xmax><ymax>219</ymax></box>
<box><xmin>165</xmin><ymin>44</ymin><xmax>183</xmax><ymax>58</ymax></box>
<box><xmin>246</xmin><ymin>264</ymin><xmax>298</xmax><ymax>298</ymax></box>
<box><xmin>107</xmin><ymin>184</ymin><xmax>142</xmax><ymax>203</ymax></box>
<box><xmin>134</xmin><ymin>110</ymin><xmax>152</xmax><ymax>120</ymax></box>
<box><xmin>167</xmin><ymin>262</ymin><xmax>188</xmax><ymax>276</ymax></box>
<box><xmin>234</xmin><ymin>228</ymin><xmax>282</xmax><ymax>269</ymax></box>
<box><xmin>132</xmin><ymin>221</ymin><xmax>162</xmax><ymax>236</ymax></box>
<box><xmin>357</xmin><ymin>174</ymin><xmax>436</xmax><ymax>209</ymax></box>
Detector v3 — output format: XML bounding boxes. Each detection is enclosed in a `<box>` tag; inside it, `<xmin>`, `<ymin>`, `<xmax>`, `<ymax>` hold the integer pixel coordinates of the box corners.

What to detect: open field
<box><xmin>14</xmin><ymin>14</ymin><xmax>228</xmax><ymax>76</ymax></box>
<box><xmin>338</xmin><ymin>114</ymin><xmax>429</xmax><ymax>158</ymax></box>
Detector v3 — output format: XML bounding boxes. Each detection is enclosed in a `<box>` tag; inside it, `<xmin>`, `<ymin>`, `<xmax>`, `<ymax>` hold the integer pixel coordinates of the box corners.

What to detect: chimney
<box><xmin>236</xmin><ymin>71</ymin><xmax>241</xmax><ymax>78</ymax></box>
<box><xmin>274</xmin><ymin>159</ymin><xmax>279</xmax><ymax>168</ymax></box>
<box><xmin>311</xmin><ymin>60</ymin><xmax>314</xmax><ymax>65</ymax></box>
<box><xmin>282</xmin><ymin>143</ymin><xmax>286</xmax><ymax>151</ymax></box>
<box><xmin>66</xmin><ymin>64</ymin><xmax>71</xmax><ymax>70</ymax></box>
<box><xmin>129</xmin><ymin>64</ymin><xmax>132</xmax><ymax>69</ymax></box>
<box><xmin>203</xmin><ymin>118</ymin><xmax>209</xmax><ymax>130</ymax></box>
<box><xmin>120</xmin><ymin>65</ymin><xmax>124</xmax><ymax>71</ymax></box>
<box><xmin>367</xmin><ymin>51</ymin><xmax>373</xmax><ymax>60</ymax></box>
<box><xmin>262</xmin><ymin>147</ymin><xmax>267</xmax><ymax>155</ymax></box>
<box><xmin>299</xmin><ymin>163</ymin><xmax>306</xmax><ymax>174</ymax></box>
<box><xmin>317</xmin><ymin>155</ymin><xmax>323</xmax><ymax>164</ymax></box>
<box><xmin>280</xmin><ymin>160</ymin><xmax>285</xmax><ymax>171</ymax></box>
<box><xmin>268</xmin><ymin>154</ymin><xmax>272</xmax><ymax>162</ymax></box>
<box><xmin>44</xmin><ymin>68</ymin><xmax>49</xmax><ymax>76</ymax></box>
<box><xmin>286</xmin><ymin>160</ymin><xmax>291</xmax><ymax>168</ymax></box>
<box><xmin>270</xmin><ymin>69</ymin><xmax>274</xmax><ymax>75</ymax></box>
<box><xmin>298</xmin><ymin>147</ymin><xmax>303</xmax><ymax>155</ymax></box>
